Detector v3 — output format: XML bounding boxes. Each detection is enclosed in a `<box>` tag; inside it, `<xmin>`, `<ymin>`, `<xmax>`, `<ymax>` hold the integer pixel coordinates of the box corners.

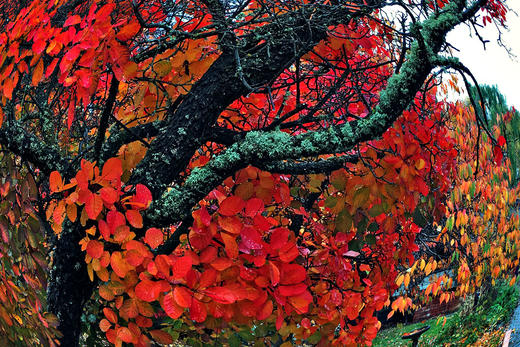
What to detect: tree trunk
<box><xmin>47</xmin><ymin>221</ymin><xmax>95</xmax><ymax>346</ymax></box>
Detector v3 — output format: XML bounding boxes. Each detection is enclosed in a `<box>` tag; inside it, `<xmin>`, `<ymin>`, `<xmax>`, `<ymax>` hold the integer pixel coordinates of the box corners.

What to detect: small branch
<box><xmin>93</xmin><ymin>75</ymin><xmax>120</xmax><ymax>162</ymax></box>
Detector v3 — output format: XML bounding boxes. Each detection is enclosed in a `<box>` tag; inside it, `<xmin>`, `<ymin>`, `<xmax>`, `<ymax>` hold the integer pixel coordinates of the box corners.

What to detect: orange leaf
<box><xmin>218</xmin><ymin>215</ymin><xmax>242</xmax><ymax>234</ymax></box>
<box><xmin>66</xmin><ymin>203</ymin><xmax>77</xmax><ymax>222</ymax></box>
<box><xmin>49</xmin><ymin>171</ymin><xmax>63</xmax><ymax>193</ymax></box>
<box><xmin>149</xmin><ymin>330</ymin><xmax>174</xmax><ymax>345</ymax></box>
<box><xmin>145</xmin><ymin>228</ymin><xmax>163</xmax><ymax>249</ymax></box>
<box><xmin>125</xmin><ymin>210</ymin><xmax>143</xmax><ymax>229</ymax></box>
<box><xmin>85</xmin><ymin>193</ymin><xmax>103</xmax><ymax>220</ymax></box>
<box><xmin>210</xmin><ymin>257</ymin><xmax>233</xmax><ymax>271</ymax></box>
<box><xmin>101</xmin><ymin>158</ymin><xmax>122</xmax><ymax>182</ymax></box>
<box><xmin>99</xmin><ymin>318</ymin><xmax>111</xmax><ymax>332</ymax></box>
<box><xmin>117</xmin><ymin>327</ymin><xmax>133</xmax><ymax>343</ymax></box>
<box><xmin>31</xmin><ymin>59</ymin><xmax>44</xmax><ymax>86</ymax></box>
<box><xmin>221</xmin><ymin>232</ymin><xmax>238</xmax><ymax>259</ymax></box>
<box><xmin>110</xmin><ymin>251</ymin><xmax>130</xmax><ymax>278</ymax></box>
<box><xmin>116</xmin><ymin>21</ymin><xmax>141</xmax><ymax>41</ymax></box>
<box><xmin>103</xmin><ymin>307</ymin><xmax>118</xmax><ymax>324</ymax></box>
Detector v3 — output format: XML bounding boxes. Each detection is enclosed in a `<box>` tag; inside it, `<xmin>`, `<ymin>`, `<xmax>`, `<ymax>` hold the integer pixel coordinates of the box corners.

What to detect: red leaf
<box><xmin>494</xmin><ymin>145</ymin><xmax>503</xmax><ymax>164</ymax></box>
<box><xmin>162</xmin><ymin>291</ymin><xmax>184</xmax><ymax>319</ymax></box>
<box><xmin>498</xmin><ymin>135</ymin><xmax>506</xmax><ymax>146</ymax></box>
<box><xmin>256</xmin><ymin>300</ymin><xmax>273</xmax><ymax>320</ymax></box>
<box><xmin>278</xmin><ymin>283</ymin><xmax>307</xmax><ymax>296</ymax></box>
<box><xmin>86</xmin><ymin>240</ymin><xmax>104</xmax><ymax>259</ymax></box>
<box><xmin>134</xmin><ymin>184</ymin><xmax>152</xmax><ymax>209</ymax></box>
<box><xmin>270</xmin><ymin>228</ymin><xmax>290</xmax><ymax>249</ymax></box>
<box><xmin>198</xmin><ymin>268</ymin><xmax>217</xmax><ymax>289</ymax></box>
<box><xmin>279</xmin><ymin>242</ymin><xmax>299</xmax><ymax>262</ymax></box>
<box><xmin>204</xmin><ymin>287</ymin><xmax>237</xmax><ymax>304</ymax></box>
<box><xmin>135</xmin><ymin>280</ymin><xmax>160</xmax><ymax>302</ymax></box>
<box><xmin>240</xmin><ymin>226</ymin><xmax>263</xmax><ymax>250</ymax></box>
<box><xmin>268</xmin><ymin>262</ymin><xmax>280</xmax><ymax>286</ymax></box>
<box><xmin>194</xmin><ymin>206</ymin><xmax>211</xmax><ymax>227</ymax></box>
<box><xmin>64</xmin><ymin>15</ymin><xmax>81</xmax><ymax>27</ymax></box>
<box><xmin>172</xmin><ymin>255</ymin><xmax>192</xmax><ymax>279</ymax></box>
<box><xmin>145</xmin><ymin>228</ymin><xmax>163</xmax><ymax>249</ymax></box>
<box><xmin>100</xmin><ymin>187</ymin><xmax>119</xmax><ymax>206</ymax></box>
<box><xmin>219</xmin><ymin>195</ymin><xmax>245</xmax><ymax>216</ymax></box>
<box><xmin>173</xmin><ymin>287</ymin><xmax>192</xmax><ymax>308</ymax></box>
<box><xmin>280</xmin><ymin>263</ymin><xmax>307</xmax><ymax>285</ymax></box>
<box><xmin>245</xmin><ymin>198</ymin><xmax>264</xmax><ymax>217</ymax></box>
<box><xmin>190</xmin><ymin>299</ymin><xmax>207</xmax><ymax>323</ymax></box>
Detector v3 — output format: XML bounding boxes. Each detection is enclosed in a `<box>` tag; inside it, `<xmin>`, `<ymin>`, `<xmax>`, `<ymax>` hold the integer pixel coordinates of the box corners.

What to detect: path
<box><xmin>508</xmin><ymin>302</ymin><xmax>520</xmax><ymax>346</ymax></box>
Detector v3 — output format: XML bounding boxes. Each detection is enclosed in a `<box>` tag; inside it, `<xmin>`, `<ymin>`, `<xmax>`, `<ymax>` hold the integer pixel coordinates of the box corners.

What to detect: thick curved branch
<box><xmin>256</xmin><ymin>155</ymin><xmax>359</xmax><ymax>175</ymax></box>
<box><xmin>144</xmin><ymin>0</ymin><xmax>473</xmax><ymax>230</ymax></box>
<box><xmin>130</xmin><ymin>3</ymin><xmax>382</xmax><ymax>199</ymax></box>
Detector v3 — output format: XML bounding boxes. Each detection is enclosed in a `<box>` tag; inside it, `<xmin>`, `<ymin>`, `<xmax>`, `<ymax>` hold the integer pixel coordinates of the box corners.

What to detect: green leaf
<box><xmin>353</xmin><ymin>187</ymin><xmax>370</xmax><ymax>209</ymax></box>
<box><xmin>366</xmin><ymin>234</ymin><xmax>376</xmax><ymax>245</ymax></box>
<box><xmin>368</xmin><ymin>204</ymin><xmax>385</xmax><ymax>217</ymax></box>
<box><xmin>229</xmin><ymin>334</ymin><xmax>241</xmax><ymax>347</ymax></box>
<box><xmin>335</xmin><ymin>209</ymin><xmax>353</xmax><ymax>233</ymax></box>
<box><xmin>324</xmin><ymin>196</ymin><xmax>338</xmax><ymax>208</ymax></box>
<box><xmin>307</xmin><ymin>332</ymin><xmax>322</xmax><ymax>344</ymax></box>
<box><xmin>348</xmin><ymin>239</ymin><xmax>361</xmax><ymax>252</ymax></box>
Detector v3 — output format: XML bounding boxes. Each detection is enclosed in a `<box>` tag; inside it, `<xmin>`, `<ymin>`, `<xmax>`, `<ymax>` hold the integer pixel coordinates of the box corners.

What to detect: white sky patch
<box><xmin>445</xmin><ymin>2</ymin><xmax>520</xmax><ymax>109</ymax></box>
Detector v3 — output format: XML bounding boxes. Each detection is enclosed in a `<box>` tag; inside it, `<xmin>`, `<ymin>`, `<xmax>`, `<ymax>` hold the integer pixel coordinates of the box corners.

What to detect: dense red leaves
<box><xmin>30</xmin><ymin>1</ymin><xmax>513</xmax><ymax>345</ymax></box>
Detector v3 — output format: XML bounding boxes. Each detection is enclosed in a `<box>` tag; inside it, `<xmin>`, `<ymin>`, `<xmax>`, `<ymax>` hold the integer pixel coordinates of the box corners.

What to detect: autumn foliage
<box><xmin>0</xmin><ymin>0</ymin><xmax>515</xmax><ymax>346</ymax></box>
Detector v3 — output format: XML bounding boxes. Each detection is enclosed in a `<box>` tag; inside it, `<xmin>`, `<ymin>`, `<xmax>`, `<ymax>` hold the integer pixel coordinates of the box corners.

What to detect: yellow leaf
<box><xmin>404</xmin><ymin>273</ymin><xmax>410</xmax><ymax>288</ymax></box>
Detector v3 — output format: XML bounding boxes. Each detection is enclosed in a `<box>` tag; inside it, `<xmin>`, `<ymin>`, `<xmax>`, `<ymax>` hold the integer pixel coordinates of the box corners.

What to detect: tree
<box><xmin>0</xmin><ymin>0</ymin><xmax>512</xmax><ymax>346</ymax></box>
<box><xmin>469</xmin><ymin>84</ymin><xmax>520</xmax><ymax>185</ymax></box>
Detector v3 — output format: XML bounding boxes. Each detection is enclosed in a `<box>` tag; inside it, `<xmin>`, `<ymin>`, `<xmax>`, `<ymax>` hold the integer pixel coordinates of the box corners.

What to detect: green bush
<box><xmin>433</xmin><ymin>280</ymin><xmax>519</xmax><ymax>346</ymax></box>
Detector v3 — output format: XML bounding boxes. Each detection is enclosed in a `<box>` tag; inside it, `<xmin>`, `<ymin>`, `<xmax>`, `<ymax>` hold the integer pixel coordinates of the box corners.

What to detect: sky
<box><xmin>445</xmin><ymin>2</ymin><xmax>520</xmax><ymax>109</ymax></box>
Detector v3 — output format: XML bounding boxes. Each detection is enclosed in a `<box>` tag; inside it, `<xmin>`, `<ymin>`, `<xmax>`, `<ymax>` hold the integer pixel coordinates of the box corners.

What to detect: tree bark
<box><xmin>47</xmin><ymin>221</ymin><xmax>95</xmax><ymax>346</ymax></box>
